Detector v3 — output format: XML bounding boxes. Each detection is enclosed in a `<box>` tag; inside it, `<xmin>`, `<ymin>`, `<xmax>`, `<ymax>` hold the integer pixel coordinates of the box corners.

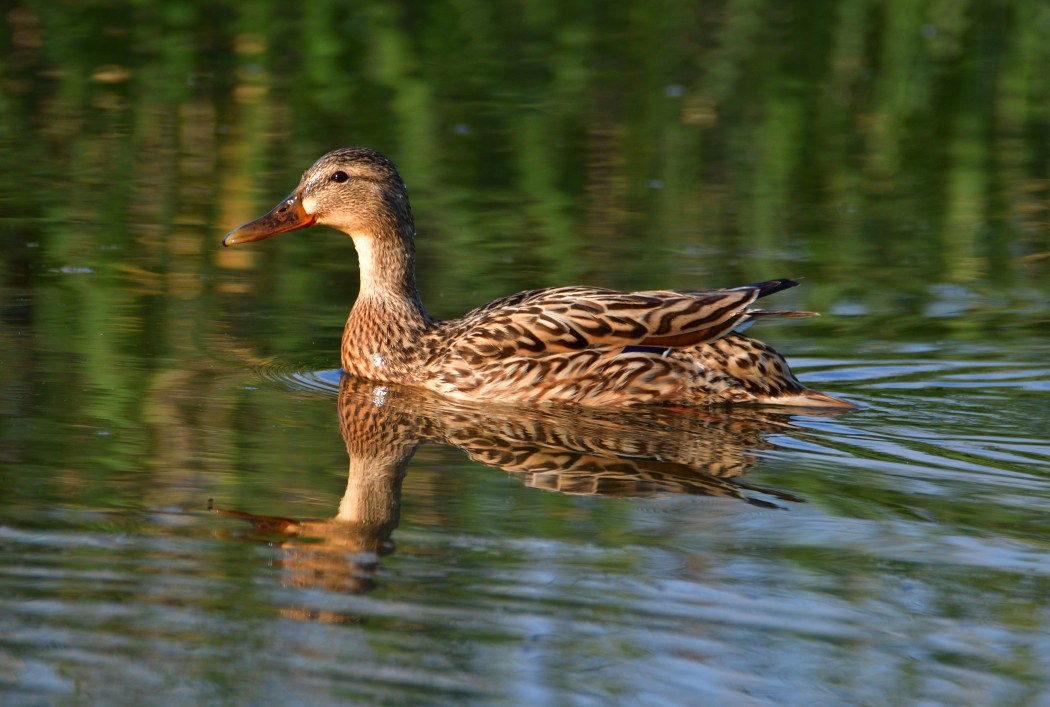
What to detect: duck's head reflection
<box><xmin>212</xmin><ymin>376</ymin><xmax>827</xmax><ymax>620</ymax></box>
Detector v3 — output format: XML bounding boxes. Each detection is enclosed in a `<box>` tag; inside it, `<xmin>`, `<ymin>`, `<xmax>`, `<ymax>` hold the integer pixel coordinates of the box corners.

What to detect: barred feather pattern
<box><xmin>342</xmin><ymin>278</ymin><xmax>842</xmax><ymax>407</ymax></box>
<box><xmin>350</xmin><ymin>281</ymin><xmax>833</xmax><ymax>407</ymax></box>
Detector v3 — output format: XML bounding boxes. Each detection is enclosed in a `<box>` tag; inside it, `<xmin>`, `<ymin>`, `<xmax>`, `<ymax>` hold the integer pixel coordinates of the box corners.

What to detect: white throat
<box><xmin>350</xmin><ymin>233</ymin><xmax>379</xmax><ymax>294</ymax></box>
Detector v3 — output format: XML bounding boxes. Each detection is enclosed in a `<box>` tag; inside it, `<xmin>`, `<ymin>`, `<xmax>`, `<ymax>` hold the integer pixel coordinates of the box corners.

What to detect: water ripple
<box><xmin>252</xmin><ymin>356</ymin><xmax>343</xmax><ymax>396</ymax></box>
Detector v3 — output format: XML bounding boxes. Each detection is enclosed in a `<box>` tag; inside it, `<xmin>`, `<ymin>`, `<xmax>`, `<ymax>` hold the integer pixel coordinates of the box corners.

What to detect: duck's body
<box><xmin>224</xmin><ymin>148</ymin><xmax>851</xmax><ymax>409</ymax></box>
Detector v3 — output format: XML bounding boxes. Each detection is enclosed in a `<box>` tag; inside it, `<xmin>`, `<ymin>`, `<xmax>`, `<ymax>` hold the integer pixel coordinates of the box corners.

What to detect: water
<box><xmin>3</xmin><ymin>2</ymin><xmax>1050</xmax><ymax>704</ymax></box>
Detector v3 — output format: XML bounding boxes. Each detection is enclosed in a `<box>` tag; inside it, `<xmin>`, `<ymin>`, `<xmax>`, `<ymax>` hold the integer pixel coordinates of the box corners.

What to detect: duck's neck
<box><xmin>342</xmin><ymin>228</ymin><xmax>435</xmax><ymax>380</ymax></box>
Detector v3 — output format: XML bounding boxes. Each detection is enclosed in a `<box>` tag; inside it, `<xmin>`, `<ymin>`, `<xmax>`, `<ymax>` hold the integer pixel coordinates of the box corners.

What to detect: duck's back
<box><xmin>416</xmin><ymin>282</ymin><xmax>849</xmax><ymax>408</ymax></box>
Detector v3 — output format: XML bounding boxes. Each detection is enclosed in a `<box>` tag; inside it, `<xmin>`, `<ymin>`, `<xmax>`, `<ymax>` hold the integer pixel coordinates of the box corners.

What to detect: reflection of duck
<box><xmin>397</xmin><ymin>381</ymin><xmax>805</xmax><ymax>504</ymax></box>
<box><xmin>223</xmin><ymin>148</ymin><xmax>851</xmax><ymax>409</ymax></box>
<box><xmin>212</xmin><ymin>376</ymin><xmax>829</xmax><ymax>620</ymax></box>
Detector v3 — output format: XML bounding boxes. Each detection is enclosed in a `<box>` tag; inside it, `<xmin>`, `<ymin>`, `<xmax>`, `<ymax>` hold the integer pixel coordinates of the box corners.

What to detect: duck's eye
<box><xmin>330</xmin><ymin>171</ymin><xmax>349</xmax><ymax>183</ymax></box>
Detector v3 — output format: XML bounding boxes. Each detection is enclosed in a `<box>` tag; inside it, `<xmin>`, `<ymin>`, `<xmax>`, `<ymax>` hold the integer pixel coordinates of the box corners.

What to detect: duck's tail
<box><xmin>698</xmin><ymin>333</ymin><xmax>856</xmax><ymax>409</ymax></box>
<box><xmin>754</xmin><ymin>388</ymin><xmax>856</xmax><ymax>408</ymax></box>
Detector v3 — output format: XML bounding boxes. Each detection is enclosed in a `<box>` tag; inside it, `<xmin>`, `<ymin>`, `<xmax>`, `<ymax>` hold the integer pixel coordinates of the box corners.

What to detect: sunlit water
<box><xmin>4</xmin><ymin>1</ymin><xmax>1050</xmax><ymax>703</ymax></box>
<box><xmin>3</xmin><ymin>338</ymin><xmax>1049</xmax><ymax>705</ymax></box>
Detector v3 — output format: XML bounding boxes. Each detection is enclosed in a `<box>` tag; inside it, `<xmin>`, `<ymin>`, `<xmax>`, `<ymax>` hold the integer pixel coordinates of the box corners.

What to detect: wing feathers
<box><xmin>435</xmin><ymin>279</ymin><xmax>805</xmax><ymax>364</ymax></box>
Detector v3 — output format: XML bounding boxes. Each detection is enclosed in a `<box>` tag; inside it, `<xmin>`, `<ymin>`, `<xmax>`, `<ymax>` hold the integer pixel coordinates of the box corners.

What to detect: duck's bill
<box><xmin>222</xmin><ymin>192</ymin><xmax>316</xmax><ymax>246</ymax></box>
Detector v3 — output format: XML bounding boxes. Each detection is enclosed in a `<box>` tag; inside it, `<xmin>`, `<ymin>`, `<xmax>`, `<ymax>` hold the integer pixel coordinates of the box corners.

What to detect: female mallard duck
<box><xmin>223</xmin><ymin>148</ymin><xmax>852</xmax><ymax>408</ymax></box>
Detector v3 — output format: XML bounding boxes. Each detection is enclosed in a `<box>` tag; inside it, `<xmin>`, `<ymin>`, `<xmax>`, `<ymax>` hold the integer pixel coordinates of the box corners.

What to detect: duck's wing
<box><xmin>429</xmin><ymin>278</ymin><xmax>815</xmax><ymax>364</ymax></box>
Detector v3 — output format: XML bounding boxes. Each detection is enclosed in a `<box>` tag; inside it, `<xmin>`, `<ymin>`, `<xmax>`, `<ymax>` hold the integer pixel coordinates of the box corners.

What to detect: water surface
<box><xmin>2</xmin><ymin>1</ymin><xmax>1050</xmax><ymax>704</ymax></box>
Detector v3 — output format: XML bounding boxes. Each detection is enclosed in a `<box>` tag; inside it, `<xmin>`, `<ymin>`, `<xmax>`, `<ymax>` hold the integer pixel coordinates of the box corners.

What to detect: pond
<box><xmin>2</xmin><ymin>1</ymin><xmax>1050</xmax><ymax>704</ymax></box>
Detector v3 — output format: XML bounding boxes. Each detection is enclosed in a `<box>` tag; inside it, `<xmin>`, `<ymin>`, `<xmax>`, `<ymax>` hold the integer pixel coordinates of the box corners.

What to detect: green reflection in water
<box><xmin>2</xmin><ymin>1</ymin><xmax>1050</xmax><ymax>703</ymax></box>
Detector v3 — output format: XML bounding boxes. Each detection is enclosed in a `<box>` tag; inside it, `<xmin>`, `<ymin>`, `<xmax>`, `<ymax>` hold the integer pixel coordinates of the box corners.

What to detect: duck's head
<box><xmin>223</xmin><ymin>148</ymin><xmax>414</xmax><ymax>249</ymax></box>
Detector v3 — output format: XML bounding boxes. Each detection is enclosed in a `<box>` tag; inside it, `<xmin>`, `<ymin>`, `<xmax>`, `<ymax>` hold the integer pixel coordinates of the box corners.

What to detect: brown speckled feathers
<box><xmin>223</xmin><ymin>147</ymin><xmax>852</xmax><ymax>409</ymax></box>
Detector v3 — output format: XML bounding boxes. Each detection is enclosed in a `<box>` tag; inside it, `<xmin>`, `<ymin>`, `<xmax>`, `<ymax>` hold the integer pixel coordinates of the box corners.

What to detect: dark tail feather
<box><xmin>747</xmin><ymin>278</ymin><xmax>802</xmax><ymax>299</ymax></box>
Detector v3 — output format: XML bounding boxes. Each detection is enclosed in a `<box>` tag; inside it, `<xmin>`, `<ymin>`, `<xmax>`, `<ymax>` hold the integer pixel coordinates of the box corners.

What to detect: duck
<box><xmin>223</xmin><ymin>147</ymin><xmax>852</xmax><ymax>409</ymax></box>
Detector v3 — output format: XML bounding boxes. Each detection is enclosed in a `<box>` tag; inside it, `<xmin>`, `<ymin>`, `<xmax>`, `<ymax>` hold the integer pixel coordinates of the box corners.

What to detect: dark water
<box><xmin>3</xmin><ymin>2</ymin><xmax>1050</xmax><ymax>704</ymax></box>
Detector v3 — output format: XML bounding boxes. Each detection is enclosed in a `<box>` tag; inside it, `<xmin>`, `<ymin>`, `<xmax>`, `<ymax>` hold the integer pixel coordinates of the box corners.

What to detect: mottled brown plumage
<box><xmin>224</xmin><ymin>147</ymin><xmax>852</xmax><ymax>408</ymax></box>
